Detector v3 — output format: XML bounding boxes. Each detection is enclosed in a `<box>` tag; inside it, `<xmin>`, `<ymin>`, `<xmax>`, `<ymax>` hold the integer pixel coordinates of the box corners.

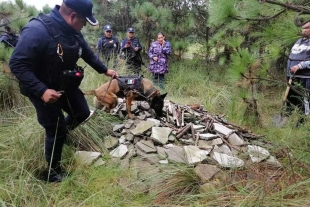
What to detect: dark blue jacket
<box><xmin>96</xmin><ymin>35</ymin><xmax>120</xmax><ymax>58</ymax></box>
<box><xmin>121</xmin><ymin>37</ymin><xmax>142</xmax><ymax>61</ymax></box>
<box><xmin>9</xmin><ymin>6</ymin><xmax>107</xmax><ymax>98</ymax></box>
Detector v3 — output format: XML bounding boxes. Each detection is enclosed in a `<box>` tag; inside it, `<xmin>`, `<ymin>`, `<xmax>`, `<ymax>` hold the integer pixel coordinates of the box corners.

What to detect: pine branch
<box><xmin>232</xmin><ymin>9</ymin><xmax>286</xmax><ymax>21</ymax></box>
<box><xmin>259</xmin><ymin>0</ymin><xmax>310</xmax><ymax>14</ymax></box>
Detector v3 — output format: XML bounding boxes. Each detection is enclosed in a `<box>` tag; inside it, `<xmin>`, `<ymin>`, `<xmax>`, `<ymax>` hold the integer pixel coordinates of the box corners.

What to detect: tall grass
<box><xmin>1</xmin><ymin>58</ymin><xmax>310</xmax><ymax>206</ymax></box>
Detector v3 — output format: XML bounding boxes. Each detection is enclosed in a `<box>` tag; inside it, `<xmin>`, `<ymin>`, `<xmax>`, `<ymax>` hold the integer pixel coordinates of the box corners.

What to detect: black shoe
<box><xmin>39</xmin><ymin>168</ymin><xmax>68</xmax><ymax>183</ymax></box>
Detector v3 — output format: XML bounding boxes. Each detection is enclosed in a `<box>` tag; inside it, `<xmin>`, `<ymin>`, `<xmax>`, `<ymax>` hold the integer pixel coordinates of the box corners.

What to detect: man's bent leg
<box><xmin>29</xmin><ymin>96</ymin><xmax>67</xmax><ymax>181</ymax></box>
<box><xmin>61</xmin><ymin>89</ymin><xmax>90</xmax><ymax>130</ymax></box>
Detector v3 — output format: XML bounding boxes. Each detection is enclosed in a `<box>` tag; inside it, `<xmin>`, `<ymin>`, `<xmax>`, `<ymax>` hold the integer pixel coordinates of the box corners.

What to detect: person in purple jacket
<box><xmin>148</xmin><ymin>32</ymin><xmax>172</xmax><ymax>89</ymax></box>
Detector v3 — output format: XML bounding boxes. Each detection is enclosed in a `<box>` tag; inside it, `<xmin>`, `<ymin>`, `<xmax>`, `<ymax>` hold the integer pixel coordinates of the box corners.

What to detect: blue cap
<box><xmin>63</xmin><ymin>0</ymin><xmax>98</xmax><ymax>26</ymax></box>
<box><xmin>103</xmin><ymin>24</ymin><xmax>112</xmax><ymax>31</ymax></box>
<box><xmin>127</xmin><ymin>27</ymin><xmax>134</xmax><ymax>33</ymax></box>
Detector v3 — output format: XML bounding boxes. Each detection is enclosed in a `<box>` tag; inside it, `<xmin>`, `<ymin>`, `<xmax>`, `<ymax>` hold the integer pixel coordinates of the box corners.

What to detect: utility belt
<box><xmin>62</xmin><ymin>65</ymin><xmax>85</xmax><ymax>91</ymax></box>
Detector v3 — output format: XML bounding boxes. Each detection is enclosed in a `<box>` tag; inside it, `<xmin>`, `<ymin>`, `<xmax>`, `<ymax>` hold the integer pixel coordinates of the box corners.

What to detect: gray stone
<box><xmin>159</xmin><ymin>159</ymin><xmax>169</xmax><ymax>164</ymax></box>
<box><xmin>119</xmin><ymin>135</ymin><xmax>126</xmax><ymax>144</ymax></box>
<box><xmin>199</xmin><ymin>133</ymin><xmax>219</xmax><ymax>140</ymax></box>
<box><xmin>198</xmin><ymin>140</ymin><xmax>213</xmax><ymax>149</ymax></box>
<box><xmin>140</xmin><ymin>102</ymin><xmax>150</xmax><ymax>110</ymax></box>
<box><xmin>248</xmin><ymin>145</ymin><xmax>270</xmax><ymax>162</ymax></box>
<box><xmin>124</xmin><ymin>120</ymin><xmax>134</xmax><ymax>129</ymax></box>
<box><xmin>228</xmin><ymin>133</ymin><xmax>245</xmax><ymax>146</ymax></box>
<box><xmin>150</xmin><ymin>127</ymin><xmax>171</xmax><ymax>145</ymax></box>
<box><xmin>213</xmin><ymin>123</ymin><xmax>234</xmax><ymax>135</ymax></box>
<box><xmin>213</xmin><ymin>144</ymin><xmax>233</xmax><ymax>156</ymax></box>
<box><xmin>146</xmin><ymin>118</ymin><xmax>161</xmax><ymax>127</ymax></box>
<box><xmin>125</xmin><ymin>133</ymin><xmax>134</xmax><ymax>142</ymax></box>
<box><xmin>180</xmin><ymin>138</ymin><xmax>195</xmax><ymax>145</ymax></box>
<box><xmin>156</xmin><ymin>146</ymin><xmax>167</xmax><ymax>158</ymax></box>
<box><xmin>110</xmin><ymin>144</ymin><xmax>128</xmax><ymax>158</ymax></box>
<box><xmin>75</xmin><ymin>151</ymin><xmax>101</xmax><ymax>165</ymax></box>
<box><xmin>184</xmin><ymin>145</ymin><xmax>207</xmax><ymax>164</ymax></box>
<box><xmin>113</xmin><ymin>124</ymin><xmax>125</xmax><ymax>132</ymax></box>
<box><xmin>194</xmin><ymin>164</ymin><xmax>220</xmax><ymax>183</ymax></box>
<box><xmin>93</xmin><ymin>158</ymin><xmax>106</xmax><ymax>167</ymax></box>
<box><xmin>138</xmin><ymin>114</ymin><xmax>147</xmax><ymax>120</ymax></box>
<box><xmin>211</xmin><ymin>151</ymin><xmax>244</xmax><ymax>168</ymax></box>
<box><xmin>165</xmin><ymin>146</ymin><xmax>187</xmax><ymax>164</ymax></box>
<box><xmin>193</xmin><ymin>124</ymin><xmax>205</xmax><ymax>130</ymax></box>
<box><xmin>265</xmin><ymin>155</ymin><xmax>282</xmax><ymax>168</ymax></box>
<box><xmin>104</xmin><ymin>136</ymin><xmax>119</xmax><ymax>149</ymax></box>
<box><xmin>206</xmin><ymin>138</ymin><xmax>223</xmax><ymax>146</ymax></box>
<box><xmin>135</xmin><ymin>140</ymin><xmax>157</xmax><ymax>153</ymax></box>
<box><xmin>168</xmin><ymin>133</ymin><xmax>176</xmax><ymax>142</ymax></box>
<box><xmin>131</xmin><ymin>121</ymin><xmax>155</xmax><ymax>135</ymax></box>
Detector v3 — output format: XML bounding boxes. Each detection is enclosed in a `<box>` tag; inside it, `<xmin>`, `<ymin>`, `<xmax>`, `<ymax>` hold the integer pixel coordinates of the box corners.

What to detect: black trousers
<box><xmin>286</xmin><ymin>77</ymin><xmax>310</xmax><ymax>115</ymax></box>
<box><xmin>29</xmin><ymin>89</ymin><xmax>90</xmax><ymax>168</ymax></box>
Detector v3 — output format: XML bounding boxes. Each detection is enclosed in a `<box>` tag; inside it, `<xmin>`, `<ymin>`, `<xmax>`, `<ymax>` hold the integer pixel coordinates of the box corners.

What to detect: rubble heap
<box><xmin>76</xmin><ymin>99</ymin><xmax>282</xmax><ymax>170</ymax></box>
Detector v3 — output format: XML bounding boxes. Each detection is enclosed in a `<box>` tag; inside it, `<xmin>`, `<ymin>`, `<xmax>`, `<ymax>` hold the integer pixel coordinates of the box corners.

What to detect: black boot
<box><xmin>39</xmin><ymin>165</ymin><xmax>67</xmax><ymax>183</ymax></box>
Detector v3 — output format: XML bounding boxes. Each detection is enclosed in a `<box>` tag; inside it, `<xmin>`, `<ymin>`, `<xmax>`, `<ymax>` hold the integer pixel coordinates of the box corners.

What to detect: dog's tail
<box><xmin>83</xmin><ymin>90</ymin><xmax>96</xmax><ymax>96</ymax></box>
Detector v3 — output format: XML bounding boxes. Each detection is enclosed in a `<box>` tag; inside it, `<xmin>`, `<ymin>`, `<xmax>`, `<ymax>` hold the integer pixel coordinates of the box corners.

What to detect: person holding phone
<box><xmin>120</xmin><ymin>27</ymin><xmax>143</xmax><ymax>75</ymax></box>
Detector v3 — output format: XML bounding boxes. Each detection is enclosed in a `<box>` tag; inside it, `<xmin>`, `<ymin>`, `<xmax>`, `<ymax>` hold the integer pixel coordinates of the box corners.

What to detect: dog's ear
<box><xmin>160</xmin><ymin>93</ymin><xmax>167</xmax><ymax>99</ymax></box>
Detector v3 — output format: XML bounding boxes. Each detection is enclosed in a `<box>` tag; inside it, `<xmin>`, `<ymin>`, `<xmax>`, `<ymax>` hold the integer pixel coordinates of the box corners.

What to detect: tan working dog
<box><xmin>84</xmin><ymin>76</ymin><xmax>167</xmax><ymax>119</ymax></box>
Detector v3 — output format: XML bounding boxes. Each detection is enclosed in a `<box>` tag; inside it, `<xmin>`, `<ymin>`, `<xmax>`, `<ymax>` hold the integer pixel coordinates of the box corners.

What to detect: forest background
<box><xmin>1</xmin><ymin>0</ymin><xmax>310</xmax><ymax>206</ymax></box>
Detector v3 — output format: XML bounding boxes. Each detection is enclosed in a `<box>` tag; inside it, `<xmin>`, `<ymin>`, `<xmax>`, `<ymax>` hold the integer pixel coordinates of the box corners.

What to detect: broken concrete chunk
<box><xmin>135</xmin><ymin>140</ymin><xmax>157</xmax><ymax>153</ymax></box>
<box><xmin>75</xmin><ymin>151</ymin><xmax>101</xmax><ymax>165</ymax></box>
<box><xmin>156</xmin><ymin>146</ymin><xmax>167</xmax><ymax>158</ymax></box>
<box><xmin>206</xmin><ymin>138</ymin><xmax>223</xmax><ymax>146</ymax></box>
<box><xmin>124</xmin><ymin>120</ymin><xmax>134</xmax><ymax>129</ymax></box>
<box><xmin>110</xmin><ymin>144</ymin><xmax>128</xmax><ymax>158</ymax></box>
<box><xmin>213</xmin><ymin>144</ymin><xmax>233</xmax><ymax>156</ymax></box>
<box><xmin>265</xmin><ymin>155</ymin><xmax>282</xmax><ymax>168</ymax></box>
<box><xmin>104</xmin><ymin>136</ymin><xmax>119</xmax><ymax>149</ymax></box>
<box><xmin>131</xmin><ymin>121</ymin><xmax>155</xmax><ymax>135</ymax></box>
<box><xmin>198</xmin><ymin>140</ymin><xmax>213</xmax><ymax>149</ymax></box>
<box><xmin>213</xmin><ymin>123</ymin><xmax>234</xmax><ymax>136</ymax></box>
<box><xmin>146</xmin><ymin>118</ymin><xmax>161</xmax><ymax>127</ymax></box>
<box><xmin>211</xmin><ymin>152</ymin><xmax>244</xmax><ymax>168</ymax></box>
<box><xmin>248</xmin><ymin>145</ymin><xmax>270</xmax><ymax>162</ymax></box>
<box><xmin>194</xmin><ymin>164</ymin><xmax>220</xmax><ymax>183</ymax></box>
<box><xmin>125</xmin><ymin>133</ymin><xmax>134</xmax><ymax>142</ymax></box>
<box><xmin>180</xmin><ymin>138</ymin><xmax>195</xmax><ymax>145</ymax></box>
<box><xmin>165</xmin><ymin>146</ymin><xmax>187</xmax><ymax>164</ymax></box>
<box><xmin>199</xmin><ymin>133</ymin><xmax>219</xmax><ymax>140</ymax></box>
<box><xmin>93</xmin><ymin>158</ymin><xmax>106</xmax><ymax>167</ymax></box>
<box><xmin>228</xmin><ymin>133</ymin><xmax>245</xmax><ymax>146</ymax></box>
<box><xmin>184</xmin><ymin>146</ymin><xmax>207</xmax><ymax>164</ymax></box>
<box><xmin>193</xmin><ymin>124</ymin><xmax>206</xmax><ymax>130</ymax></box>
<box><xmin>113</xmin><ymin>124</ymin><xmax>125</xmax><ymax>132</ymax></box>
<box><xmin>151</xmin><ymin>127</ymin><xmax>172</xmax><ymax>145</ymax></box>
<box><xmin>159</xmin><ymin>159</ymin><xmax>169</xmax><ymax>164</ymax></box>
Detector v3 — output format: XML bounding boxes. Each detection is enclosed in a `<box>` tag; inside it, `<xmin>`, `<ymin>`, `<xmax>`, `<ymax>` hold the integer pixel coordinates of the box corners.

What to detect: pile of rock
<box><xmin>75</xmin><ymin>99</ymin><xmax>282</xmax><ymax>170</ymax></box>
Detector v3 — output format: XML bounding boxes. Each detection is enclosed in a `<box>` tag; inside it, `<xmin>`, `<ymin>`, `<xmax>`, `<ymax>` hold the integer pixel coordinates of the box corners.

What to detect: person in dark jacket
<box><xmin>96</xmin><ymin>24</ymin><xmax>120</xmax><ymax>69</ymax></box>
<box><xmin>9</xmin><ymin>0</ymin><xmax>117</xmax><ymax>182</ymax></box>
<box><xmin>286</xmin><ymin>20</ymin><xmax>310</xmax><ymax>124</ymax></box>
<box><xmin>120</xmin><ymin>27</ymin><xmax>143</xmax><ymax>75</ymax></box>
<box><xmin>0</xmin><ymin>26</ymin><xmax>18</xmax><ymax>48</ymax></box>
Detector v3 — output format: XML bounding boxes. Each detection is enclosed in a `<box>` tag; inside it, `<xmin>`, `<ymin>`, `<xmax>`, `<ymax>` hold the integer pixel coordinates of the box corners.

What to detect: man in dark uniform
<box><xmin>9</xmin><ymin>0</ymin><xmax>117</xmax><ymax>182</ymax></box>
<box><xmin>96</xmin><ymin>24</ymin><xmax>120</xmax><ymax>69</ymax></box>
<box><xmin>121</xmin><ymin>27</ymin><xmax>143</xmax><ymax>75</ymax></box>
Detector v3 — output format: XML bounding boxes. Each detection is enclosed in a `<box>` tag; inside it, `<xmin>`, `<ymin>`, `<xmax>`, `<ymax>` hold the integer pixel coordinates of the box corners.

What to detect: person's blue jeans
<box><xmin>152</xmin><ymin>73</ymin><xmax>165</xmax><ymax>89</ymax></box>
<box><xmin>29</xmin><ymin>89</ymin><xmax>90</xmax><ymax>169</ymax></box>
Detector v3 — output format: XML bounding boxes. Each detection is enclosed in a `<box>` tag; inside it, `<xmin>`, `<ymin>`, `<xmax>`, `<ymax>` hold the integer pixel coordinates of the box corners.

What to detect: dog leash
<box><xmin>82</xmin><ymin>74</ymin><xmax>116</xmax><ymax>124</ymax></box>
